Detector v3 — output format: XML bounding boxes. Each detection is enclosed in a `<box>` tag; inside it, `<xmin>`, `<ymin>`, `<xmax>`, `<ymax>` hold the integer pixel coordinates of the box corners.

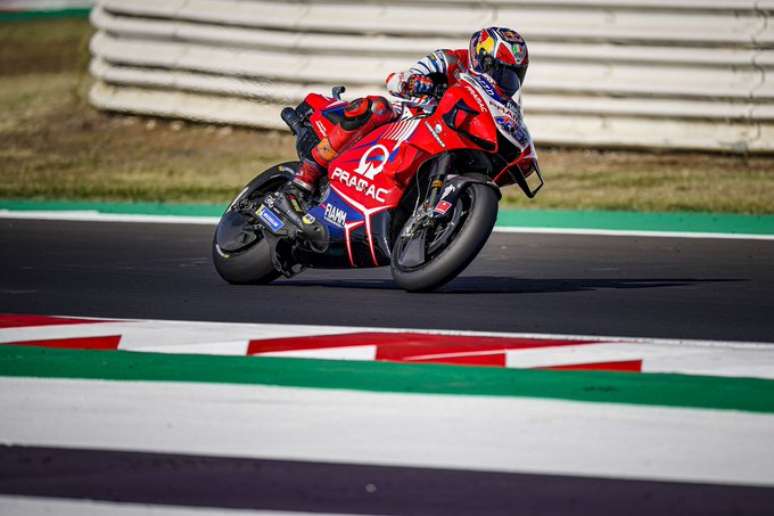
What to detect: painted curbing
<box><xmin>4</xmin><ymin>315</ymin><xmax>774</xmax><ymax>379</ymax></box>
<box><xmin>2</xmin><ymin>346</ymin><xmax>774</xmax><ymax>413</ymax></box>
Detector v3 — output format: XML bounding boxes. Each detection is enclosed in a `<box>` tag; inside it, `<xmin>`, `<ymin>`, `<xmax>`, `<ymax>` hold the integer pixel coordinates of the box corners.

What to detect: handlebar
<box><xmin>281</xmin><ymin>107</ymin><xmax>303</xmax><ymax>135</ymax></box>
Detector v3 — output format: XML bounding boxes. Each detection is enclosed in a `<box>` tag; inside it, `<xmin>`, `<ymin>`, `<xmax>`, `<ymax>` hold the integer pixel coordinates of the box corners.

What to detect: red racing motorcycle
<box><xmin>213</xmin><ymin>75</ymin><xmax>543</xmax><ymax>292</ymax></box>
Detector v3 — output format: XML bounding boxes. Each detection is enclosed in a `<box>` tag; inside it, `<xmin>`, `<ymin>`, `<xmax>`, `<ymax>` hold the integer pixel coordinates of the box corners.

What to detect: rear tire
<box><xmin>213</xmin><ymin>237</ymin><xmax>279</xmax><ymax>285</ymax></box>
<box><xmin>212</xmin><ymin>163</ymin><xmax>296</xmax><ymax>285</ymax></box>
<box><xmin>391</xmin><ymin>183</ymin><xmax>498</xmax><ymax>292</ymax></box>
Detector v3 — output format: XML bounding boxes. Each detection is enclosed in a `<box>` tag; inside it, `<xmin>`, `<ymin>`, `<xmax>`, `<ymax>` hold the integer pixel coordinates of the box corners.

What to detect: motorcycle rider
<box><xmin>284</xmin><ymin>26</ymin><xmax>530</xmax><ymax>203</ymax></box>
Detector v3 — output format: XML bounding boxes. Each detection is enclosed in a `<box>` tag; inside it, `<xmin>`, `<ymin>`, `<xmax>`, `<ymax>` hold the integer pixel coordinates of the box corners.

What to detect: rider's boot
<box><xmin>278</xmin><ymin>158</ymin><xmax>323</xmax><ymax>215</ymax></box>
<box><xmin>278</xmin><ymin>136</ymin><xmax>336</xmax><ymax>209</ymax></box>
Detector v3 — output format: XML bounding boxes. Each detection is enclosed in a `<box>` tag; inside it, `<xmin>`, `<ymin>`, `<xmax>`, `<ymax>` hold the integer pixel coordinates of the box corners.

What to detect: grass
<box><xmin>1</xmin><ymin>18</ymin><xmax>773</xmax><ymax>213</ymax></box>
<box><xmin>504</xmin><ymin>150</ymin><xmax>774</xmax><ymax>213</ymax></box>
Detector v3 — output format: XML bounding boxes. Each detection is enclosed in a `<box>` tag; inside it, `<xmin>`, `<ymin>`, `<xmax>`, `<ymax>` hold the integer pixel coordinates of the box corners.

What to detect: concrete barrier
<box><xmin>89</xmin><ymin>0</ymin><xmax>774</xmax><ymax>153</ymax></box>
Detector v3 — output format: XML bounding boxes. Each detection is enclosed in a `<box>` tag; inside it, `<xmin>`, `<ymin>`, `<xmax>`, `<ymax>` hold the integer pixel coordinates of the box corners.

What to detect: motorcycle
<box><xmin>212</xmin><ymin>74</ymin><xmax>544</xmax><ymax>292</ymax></box>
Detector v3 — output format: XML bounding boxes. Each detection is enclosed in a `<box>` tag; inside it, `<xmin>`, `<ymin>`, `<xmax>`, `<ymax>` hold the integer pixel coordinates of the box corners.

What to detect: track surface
<box><xmin>1</xmin><ymin>219</ymin><xmax>773</xmax><ymax>341</ymax></box>
<box><xmin>2</xmin><ymin>444</ymin><xmax>772</xmax><ymax>516</ymax></box>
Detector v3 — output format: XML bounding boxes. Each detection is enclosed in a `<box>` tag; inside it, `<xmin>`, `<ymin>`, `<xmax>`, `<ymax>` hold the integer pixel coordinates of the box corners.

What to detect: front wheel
<box><xmin>391</xmin><ymin>183</ymin><xmax>498</xmax><ymax>292</ymax></box>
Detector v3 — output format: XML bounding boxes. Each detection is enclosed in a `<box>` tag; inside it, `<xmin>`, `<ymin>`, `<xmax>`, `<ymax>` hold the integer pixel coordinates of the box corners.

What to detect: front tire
<box><xmin>391</xmin><ymin>183</ymin><xmax>498</xmax><ymax>292</ymax></box>
<box><xmin>212</xmin><ymin>163</ymin><xmax>296</xmax><ymax>284</ymax></box>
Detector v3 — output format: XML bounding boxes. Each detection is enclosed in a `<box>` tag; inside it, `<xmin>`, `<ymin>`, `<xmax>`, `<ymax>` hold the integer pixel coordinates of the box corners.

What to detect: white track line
<box><xmin>0</xmin><ymin>496</ymin><xmax>355</xmax><ymax>516</ymax></box>
<box><xmin>493</xmin><ymin>225</ymin><xmax>774</xmax><ymax>240</ymax></box>
<box><xmin>2</xmin><ymin>210</ymin><xmax>772</xmax><ymax>240</ymax></box>
<box><xmin>2</xmin><ymin>377</ymin><xmax>774</xmax><ymax>487</ymax></box>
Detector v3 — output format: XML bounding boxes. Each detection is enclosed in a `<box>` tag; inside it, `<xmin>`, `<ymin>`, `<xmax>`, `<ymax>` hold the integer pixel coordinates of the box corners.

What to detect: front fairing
<box><xmin>459</xmin><ymin>73</ymin><xmax>532</xmax><ymax>153</ymax></box>
<box><xmin>455</xmin><ymin>74</ymin><xmax>542</xmax><ymax>194</ymax></box>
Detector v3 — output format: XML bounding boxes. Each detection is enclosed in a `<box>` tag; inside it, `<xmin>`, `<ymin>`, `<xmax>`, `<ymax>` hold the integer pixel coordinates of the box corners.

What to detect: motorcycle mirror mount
<box><xmin>332</xmin><ymin>86</ymin><xmax>346</xmax><ymax>100</ymax></box>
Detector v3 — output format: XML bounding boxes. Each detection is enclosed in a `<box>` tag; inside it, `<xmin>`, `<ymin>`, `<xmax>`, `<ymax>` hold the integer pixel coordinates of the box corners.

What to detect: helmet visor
<box><xmin>490</xmin><ymin>64</ymin><xmax>521</xmax><ymax>98</ymax></box>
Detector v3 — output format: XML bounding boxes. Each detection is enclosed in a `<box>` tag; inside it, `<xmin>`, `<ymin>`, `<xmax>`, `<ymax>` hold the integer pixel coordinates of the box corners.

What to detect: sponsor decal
<box><xmin>465</xmin><ymin>73</ymin><xmax>508</xmax><ymax>105</ymax></box>
<box><xmin>323</xmin><ymin>203</ymin><xmax>348</xmax><ymax>227</ymax></box>
<box><xmin>257</xmin><ymin>205</ymin><xmax>284</xmax><ymax>232</ymax></box>
<box><xmin>424</xmin><ymin>121</ymin><xmax>446</xmax><ymax>148</ymax></box>
<box><xmin>354</xmin><ymin>144</ymin><xmax>390</xmax><ymax>180</ymax></box>
<box><xmin>494</xmin><ymin>111</ymin><xmax>529</xmax><ymax>148</ymax></box>
<box><xmin>433</xmin><ymin>200</ymin><xmax>453</xmax><ymax>215</ymax></box>
<box><xmin>331</xmin><ymin>167</ymin><xmax>389</xmax><ymax>202</ymax></box>
<box><xmin>302</xmin><ymin>214</ymin><xmax>316</xmax><ymax>225</ymax></box>
<box><xmin>462</xmin><ymin>82</ymin><xmax>489</xmax><ymax>114</ymax></box>
<box><xmin>475</xmin><ymin>75</ymin><xmax>497</xmax><ymax>97</ymax></box>
<box><xmin>314</xmin><ymin>120</ymin><xmax>327</xmax><ymax>137</ymax></box>
<box><xmin>330</xmin><ymin>143</ymin><xmax>394</xmax><ymax>202</ymax></box>
<box><xmin>464</xmin><ymin>74</ymin><xmax>530</xmax><ymax>150</ymax></box>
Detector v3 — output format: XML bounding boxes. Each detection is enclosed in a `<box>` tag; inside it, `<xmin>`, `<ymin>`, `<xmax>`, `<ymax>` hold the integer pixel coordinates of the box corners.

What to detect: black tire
<box><xmin>391</xmin><ymin>183</ymin><xmax>498</xmax><ymax>292</ymax></box>
<box><xmin>212</xmin><ymin>163</ymin><xmax>296</xmax><ymax>284</ymax></box>
<box><xmin>212</xmin><ymin>236</ymin><xmax>279</xmax><ymax>285</ymax></box>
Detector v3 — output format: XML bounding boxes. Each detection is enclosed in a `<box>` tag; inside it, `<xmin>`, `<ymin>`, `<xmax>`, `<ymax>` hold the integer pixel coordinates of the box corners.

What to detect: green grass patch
<box><xmin>1</xmin><ymin>19</ymin><xmax>773</xmax><ymax>212</ymax></box>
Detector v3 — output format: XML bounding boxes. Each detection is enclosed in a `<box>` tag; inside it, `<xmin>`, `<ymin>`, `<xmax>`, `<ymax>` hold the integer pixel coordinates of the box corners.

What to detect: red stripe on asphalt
<box><xmin>0</xmin><ymin>314</ymin><xmax>116</xmax><ymax>329</ymax></box>
<box><xmin>375</xmin><ymin>335</ymin><xmax>596</xmax><ymax>362</ymax></box>
<box><xmin>543</xmin><ymin>360</ymin><xmax>643</xmax><ymax>373</ymax></box>
<box><xmin>402</xmin><ymin>353</ymin><xmax>507</xmax><ymax>367</ymax></box>
<box><xmin>248</xmin><ymin>332</ymin><xmax>394</xmax><ymax>354</ymax></box>
<box><xmin>0</xmin><ymin>335</ymin><xmax>121</xmax><ymax>350</ymax></box>
<box><xmin>249</xmin><ymin>332</ymin><xmax>597</xmax><ymax>361</ymax></box>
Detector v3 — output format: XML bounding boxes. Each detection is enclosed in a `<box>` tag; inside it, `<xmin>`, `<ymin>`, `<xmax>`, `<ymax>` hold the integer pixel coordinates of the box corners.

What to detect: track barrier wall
<box><xmin>87</xmin><ymin>0</ymin><xmax>774</xmax><ymax>153</ymax></box>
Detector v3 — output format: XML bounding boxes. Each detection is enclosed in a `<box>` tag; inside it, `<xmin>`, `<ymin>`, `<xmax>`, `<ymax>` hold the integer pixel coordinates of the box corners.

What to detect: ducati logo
<box><xmin>354</xmin><ymin>144</ymin><xmax>390</xmax><ymax>180</ymax></box>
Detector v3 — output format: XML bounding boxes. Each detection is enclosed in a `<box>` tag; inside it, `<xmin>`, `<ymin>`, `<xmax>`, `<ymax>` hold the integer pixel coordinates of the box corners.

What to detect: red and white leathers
<box><xmin>291</xmin><ymin>49</ymin><xmax>470</xmax><ymax>193</ymax></box>
<box><xmin>386</xmin><ymin>48</ymin><xmax>470</xmax><ymax>115</ymax></box>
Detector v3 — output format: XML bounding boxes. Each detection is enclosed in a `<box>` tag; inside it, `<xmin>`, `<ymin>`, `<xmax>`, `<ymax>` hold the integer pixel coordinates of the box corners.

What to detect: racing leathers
<box><xmin>289</xmin><ymin>49</ymin><xmax>471</xmax><ymax>195</ymax></box>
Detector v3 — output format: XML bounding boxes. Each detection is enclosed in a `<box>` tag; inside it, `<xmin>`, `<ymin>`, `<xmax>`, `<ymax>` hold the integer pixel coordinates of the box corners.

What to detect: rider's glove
<box><xmin>406</xmin><ymin>75</ymin><xmax>435</xmax><ymax>97</ymax></box>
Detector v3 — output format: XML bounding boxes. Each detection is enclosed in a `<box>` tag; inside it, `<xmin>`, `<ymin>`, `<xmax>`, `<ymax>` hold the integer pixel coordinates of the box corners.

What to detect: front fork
<box><xmin>401</xmin><ymin>154</ymin><xmax>452</xmax><ymax>238</ymax></box>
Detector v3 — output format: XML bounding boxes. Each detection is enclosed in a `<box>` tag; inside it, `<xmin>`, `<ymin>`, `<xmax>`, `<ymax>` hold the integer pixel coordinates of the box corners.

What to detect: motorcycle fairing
<box><xmin>300</xmin><ymin>78</ymin><xmax>533</xmax><ymax>269</ymax></box>
<box><xmin>461</xmin><ymin>73</ymin><xmax>531</xmax><ymax>153</ymax></box>
<box><xmin>305</xmin><ymin>93</ymin><xmax>348</xmax><ymax>140</ymax></box>
<box><xmin>321</xmin><ymin>118</ymin><xmax>431</xmax><ymax>268</ymax></box>
<box><xmin>303</xmin><ymin>186</ymin><xmax>379</xmax><ymax>268</ymax></box>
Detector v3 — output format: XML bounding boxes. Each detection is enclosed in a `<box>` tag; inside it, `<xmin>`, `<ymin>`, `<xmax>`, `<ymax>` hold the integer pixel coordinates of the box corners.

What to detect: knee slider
<box><xmin>370</xmin><ymin>97</ymin><xmax>391</xmax><ymax>116</ymax></box>
<box><xmin>341</xmin><ymin>98</ymin><xmax>373</xmax><ymax>130</ymax></box>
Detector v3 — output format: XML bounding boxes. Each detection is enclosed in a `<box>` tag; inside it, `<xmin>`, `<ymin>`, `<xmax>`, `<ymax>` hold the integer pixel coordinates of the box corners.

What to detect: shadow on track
<box><xmin>274</xmin><ymin>276</ymin><xmax>742</xmax><ymax>294</ymax></box>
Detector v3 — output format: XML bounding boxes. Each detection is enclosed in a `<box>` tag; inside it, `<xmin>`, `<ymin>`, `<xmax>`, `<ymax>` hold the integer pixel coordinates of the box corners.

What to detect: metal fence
<box><xmin>89</xmin><ymin>0</ymin><xmax>774</xmax><ymax>153</ymax></box>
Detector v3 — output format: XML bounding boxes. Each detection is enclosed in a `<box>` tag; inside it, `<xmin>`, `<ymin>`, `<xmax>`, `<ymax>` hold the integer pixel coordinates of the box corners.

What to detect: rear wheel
<box><xmin>391</xmin><ymin>183</ymin><xmax>498</xmax><ymax>292</ymax></box>
<box><xmin>212</xmin><ymin>163</ymin><xmax>296</xmax><ymax>284</ymax></box>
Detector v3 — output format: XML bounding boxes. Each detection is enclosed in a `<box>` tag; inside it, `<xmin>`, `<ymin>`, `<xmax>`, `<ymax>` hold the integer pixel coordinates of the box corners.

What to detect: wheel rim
<box><xmin>393</xmin><ymin>187</ymin><xmax>474</xmax><ymax>272</ymax></box>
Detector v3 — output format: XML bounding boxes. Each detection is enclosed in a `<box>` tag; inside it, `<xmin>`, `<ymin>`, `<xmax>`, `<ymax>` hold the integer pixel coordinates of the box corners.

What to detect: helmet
<box><xmin>468</xmin><ymin>27</ymin><xmax>528</xmax><ymax>98</ymax></box>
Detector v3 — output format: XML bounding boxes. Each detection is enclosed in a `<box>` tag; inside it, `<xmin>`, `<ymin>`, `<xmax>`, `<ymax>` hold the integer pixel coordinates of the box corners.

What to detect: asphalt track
<box><xmin>2</xmin><ymin>445</ymin><xmax>772</xmax><ymax>516</ymax></box>
<box><xmin>2</xmin><ymin>218</ymin><xmax>774</xmax><ymax>514</ymax></box>
<box><xmin>1</xmin><ymin>218</ymin><xmax>773</xmax><ymax>342</ymax></box>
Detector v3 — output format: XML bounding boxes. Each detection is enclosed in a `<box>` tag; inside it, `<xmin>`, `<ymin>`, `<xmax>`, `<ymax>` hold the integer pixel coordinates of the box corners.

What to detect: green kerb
<box><xmin>3</xmin><ymin>200</ymin><xmax>774</xmax><ymax>235</ymax></box>
<box><xmin>0</xmin><ymin>200</ymin><xmax>224</xmax><ymax>217</ymax></box>
<box><xmin>0</xmin><ymin>9</ymin><xmax>91</xmax><ymax>22</ymax></box>
<box><xmin>496</xmin><ymin>210</ymin><xmax>774</xmax><ymax>235</ymax></box>
<box><xmin>2</xmin><ymin>346</ymin><xmax>773</xmax><ymax>413</ymax></box>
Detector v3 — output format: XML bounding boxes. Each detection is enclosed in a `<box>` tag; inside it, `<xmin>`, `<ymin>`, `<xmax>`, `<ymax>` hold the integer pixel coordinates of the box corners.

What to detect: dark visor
<box><xmin>490</xmin><ymin>64</ymin><xmax>522</xmax><ymax>98</ymax></box>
